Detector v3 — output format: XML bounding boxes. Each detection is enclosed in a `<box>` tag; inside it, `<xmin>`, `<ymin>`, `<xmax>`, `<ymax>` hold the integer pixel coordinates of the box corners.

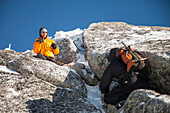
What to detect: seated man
<box><xmin>99</xmin><ymin>48</ymin><xmax>150</xmax><ymax>108</ymax></box>
<box><xmin>33</xmin><ymin>27</ymin><xmax>59</xmax><ymax>61</ymax></box>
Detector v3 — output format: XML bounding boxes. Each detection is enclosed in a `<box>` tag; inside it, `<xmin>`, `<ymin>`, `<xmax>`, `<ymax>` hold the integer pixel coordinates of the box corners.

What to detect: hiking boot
<box><xmin>115</xmin><ymin>100</ymin><xmax>126</xmax><ymax>109</ymax></box>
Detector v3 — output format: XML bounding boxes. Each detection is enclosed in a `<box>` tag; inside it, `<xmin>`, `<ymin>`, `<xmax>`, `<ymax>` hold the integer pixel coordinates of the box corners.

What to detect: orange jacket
<box><xmin>33</xmin><ymin>36</ymin><xmax>59</xmax><ymax>58</ymax></box>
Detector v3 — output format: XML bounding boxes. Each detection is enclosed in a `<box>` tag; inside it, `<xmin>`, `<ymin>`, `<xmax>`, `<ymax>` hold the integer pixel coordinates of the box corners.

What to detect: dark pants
<box><xmin>36</xmin><ymin>53</ymin><xmax>55</xmax><ymax>63</ymax></box>
<box><xmin>100</xmin><ymin>48</ymin><xmax>150</xmax><ymax>106</ymax></box>
<box><xmin>104</xmin><ymin>77</ymin><xmax>150</xmax><ymax>105</ymax></box>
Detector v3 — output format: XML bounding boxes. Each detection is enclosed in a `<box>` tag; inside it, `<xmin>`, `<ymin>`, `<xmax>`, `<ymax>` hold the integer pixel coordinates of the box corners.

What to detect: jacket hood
<box><xmin>107</xmin><ymin>48</ymin><xmax>120</xmax><ymax>62</ymax></box>
<box><xmin>39</xmin><ymin>27</ymin><xmax>48</xmax><ymax>37</ymax></box>
<box><xmin>36</xmin><ymin>36</ymin><xmax>49</xmax><ymax>42</ymax></box>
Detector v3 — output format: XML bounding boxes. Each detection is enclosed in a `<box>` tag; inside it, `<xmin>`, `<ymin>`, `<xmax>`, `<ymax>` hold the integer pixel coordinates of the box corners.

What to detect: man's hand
<box><xmin>51</xmin><ymin>43</ymin><xmax>57</xmax><ymax>49</ymax></box>
<box><xmin>39</xmin><ymin>37</ymin><xmax>44</xmax><ymax>43</ymax></box>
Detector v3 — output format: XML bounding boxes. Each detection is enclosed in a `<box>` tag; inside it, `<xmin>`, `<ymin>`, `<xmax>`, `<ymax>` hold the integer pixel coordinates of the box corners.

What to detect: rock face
<box><xmin>0</xmin><ymin>72</ymin><xmax>100</xmax><ymax>113</ymax></box>
<box><xmin>70</xmin><ymin>63</ymin><xmax>99</xmax><ymax>86</ymax></box>
<box><xmin>83</xmin><ymin>22</ymin><xmax>170</xmax><ymax>94</ymax></box>
<box><xmin>54</xmin><ymin>38</ymin><xmax>78</xmax><ymax>64</ymax></box>
<box><xmin>0</xmin><ymin>72</ymin><xmax>56</xmax><ymax>112</ymax></box>
<box><xmin>52</xmin><ymin>28</ymin><xmax>84</xmax><ymax>65</ymax></box>
<box><xmin>122</xmin><ymin>89</ymin><xmax>170</xmax><ymax>113</ymax></box>
<box><xmin>140</xmin><ymin>52</ymin><xmax>170</xmax><ymax>94</ymax></box>
<box><xmin>0</xmin><ymin>50</ymin><xmax>101</xmax><ymax>112</ymax></box>
<box><xmin>101</xmin><ymin>89</ymin><xmax>170</xmax><ymax>113</ymax></box>
<box><xmin>0</xmin><ymin>50</ymin><xmax>84</xmax><ymax>92</ymax></box>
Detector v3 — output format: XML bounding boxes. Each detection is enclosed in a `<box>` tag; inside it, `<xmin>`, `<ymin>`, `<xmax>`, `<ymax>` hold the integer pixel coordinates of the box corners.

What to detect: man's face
<box><xmin>41</xmin><ymin>32</ymin><xmax>47</xmax><ymax>38</ymax></box>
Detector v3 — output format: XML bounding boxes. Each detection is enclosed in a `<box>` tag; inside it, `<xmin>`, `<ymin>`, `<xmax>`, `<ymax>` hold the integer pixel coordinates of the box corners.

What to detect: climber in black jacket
<box><xmin>99</xmin><ymin>48</ymin><xmax>150</xmax><ymax>108</ymax></box>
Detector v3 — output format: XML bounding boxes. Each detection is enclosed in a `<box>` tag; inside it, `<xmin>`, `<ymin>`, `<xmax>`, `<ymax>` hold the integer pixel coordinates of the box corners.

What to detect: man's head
<box><xmin>39</xmin><ymin>27</ymin><xmax>48</xmax><ymax>38</ymax></box>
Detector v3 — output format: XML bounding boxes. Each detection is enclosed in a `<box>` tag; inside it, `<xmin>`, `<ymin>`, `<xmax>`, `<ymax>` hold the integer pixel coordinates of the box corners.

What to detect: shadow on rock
<box><xmin>25</xmin><ymin>71</ymin><xmax>101</xmax><ymax>113</ymax></box>
<box><xmin>26</xmin><ymin>99</ymin><xmax>57</xmax><ymax>113</ymax></box>
<box><xmin>26</xmin><ymin>87</ymin><xmax>101</xmax><ymax>113</ymax></box>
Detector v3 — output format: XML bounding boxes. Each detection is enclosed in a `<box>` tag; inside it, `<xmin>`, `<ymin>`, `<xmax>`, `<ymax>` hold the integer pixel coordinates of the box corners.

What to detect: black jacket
<box><xmin>99</xmin><ymin>48</ymin><xmax>148</xmax><ymax>94</ymax></box>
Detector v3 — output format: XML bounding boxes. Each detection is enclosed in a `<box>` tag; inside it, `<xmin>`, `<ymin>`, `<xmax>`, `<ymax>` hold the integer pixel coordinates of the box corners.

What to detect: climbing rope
<box><xmin>46</xmin><ymin>56</ymin><xmax>106</xmax><ymax>70</ymax></box>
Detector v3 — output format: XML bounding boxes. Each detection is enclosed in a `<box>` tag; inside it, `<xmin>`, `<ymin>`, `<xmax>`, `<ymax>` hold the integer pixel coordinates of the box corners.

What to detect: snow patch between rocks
<box><xmin>53</xmin><ymin>28</ymin><xmax>105</xmax><ymax>112</ymax></box>
<box><xmin>85</xmin><ymin>84</ymin><xmax>105</xmax><ymax>113</ymax></box>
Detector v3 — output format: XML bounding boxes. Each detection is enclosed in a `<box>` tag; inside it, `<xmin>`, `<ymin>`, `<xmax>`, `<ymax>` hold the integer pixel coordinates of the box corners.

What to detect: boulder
<box><xmin>0</xmin><ymin>50</ymin><xmax>84</xmax><ymax>94</ymax></box>
<box><xmin>53</xmin><ymin>28</ymin><xmax>84</xmax><ymax>52</ymax></box>
<box><xmin>140</xmin><ymin>52</ymin><xmax>170</xmax><ymax>94</ymax></box>
<box><xmin>0</xmin><ymin>50</ymin><xmax>24</xmax><ymax>66</ymax></box>
<box><xmin>0</xmin><ymin>72</ymin><xmax>56</xmax><ymax>112</ymax></box>
<box><xmin>0</xmin><ymin>71</ymin><xmax>101</xmax><ymax>112</ymax></box>
<box><xmin>101</xmin><ymin>89</ymin><xmax>170</xmax><ymax>113</ymax></box>
<box><xmin>0</xmin><ymin>50</ymin><xmax>101</xmax><ymax>112</ymax></box>
<box><xmin>83</xmin><ymin>22</ymin><xmax>170</xmax><ymax>94</ymax></box>
<box><xmin>70</xmin><ymin>63</ymin><xmax>99</xmax><ymax>86</ymax></box>
<box><xmin>122</xmin><ymin>89</ymin><xmax>170</xmax><ymax>113</ymax></box>
<box><xmin>54</xmin><ymin>38</ymin><xmax>78</xmax><ymax>65</ymax></box>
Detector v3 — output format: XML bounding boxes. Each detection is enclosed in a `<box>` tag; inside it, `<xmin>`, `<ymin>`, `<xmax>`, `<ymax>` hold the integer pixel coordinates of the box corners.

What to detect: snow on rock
<box><xmin>0</xmin><ymin>65</ymin><xmax>20</xmax><ymax>75</ymax></box>
<box><xmin>4</xmin><ymin>43</ymin><xmax>12</xmax><ymax>50</ymax></box>
<box><xmin>85</xmin><ymin>84</ymin><xmax>105</xmax><ymax>113</ymax></box>
<box><xmin>51</xmin><ymin>28</ymin><xmax>84</xmax><ymax>64</ymax></box>
<box><xmin>22</xmin><ymin>50</ymin><xmax>36</xmax><ymax>57</ymax></box>
<box><xmin>53</xmin><ymin>29</ymin><xmax>100</xmax><ymax>86</ymax></box>
<box><xmin>53</xmin><ymin>28</ymin><xmax>84</xmax><ymax>51</ymax></box>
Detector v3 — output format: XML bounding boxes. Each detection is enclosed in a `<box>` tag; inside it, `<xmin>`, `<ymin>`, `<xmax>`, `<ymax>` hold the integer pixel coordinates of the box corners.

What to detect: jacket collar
<box><xmin>39</xmin><ymin>36</ymin><xmax>48</xmax><ymax>39</ymax></box>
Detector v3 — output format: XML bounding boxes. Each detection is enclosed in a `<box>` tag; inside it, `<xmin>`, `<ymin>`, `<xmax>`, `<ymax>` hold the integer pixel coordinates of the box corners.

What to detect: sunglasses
<box><xmin>42</xmin><ymin>32</ymin><xmax>47</xmax><ymax>33</ymax></box>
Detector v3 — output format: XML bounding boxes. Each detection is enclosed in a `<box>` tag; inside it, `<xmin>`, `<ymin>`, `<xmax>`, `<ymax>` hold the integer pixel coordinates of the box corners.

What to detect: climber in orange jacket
<box><xmin>33</xmin><ymin>27</ymin><xmax>59</xmax><ymax>60</ymax></box>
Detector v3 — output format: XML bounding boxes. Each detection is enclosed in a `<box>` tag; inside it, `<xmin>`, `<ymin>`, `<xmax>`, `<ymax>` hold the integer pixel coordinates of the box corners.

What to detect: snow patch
<box><xmin>137</xmin><ymin>102</ymin><xmax>146</xmax><ymax>107</ymax></box>
<box><xmin>85</xmin><ymin>84</ymin><xmax>105</xmax><ymax>113</ymax></box>
<box><xmin>4</xmin><ymin>43</ymin><xmax>12</xmax><ymax>50</ymax></box>
<box><xmin>8</xmin><ymin>88</ymin><xmax>21</xmax><ymax>96</ymax></box>
<box><xmin>148</xmin><ymin>93</ymin><xmax>170</xmax><ymax>103</ymax></box>
<box><xmin>0</xmin><ymin>65</ymin><xmax>20</xmax><ymax>74</ymax></box>
<box><xmin>57</xmin><ymin>86</ymin><xmax>73</xmax><ymax>91</ymax></box>
<box><xmin>120</xmin><ymin>109</ymin><xmax>124</xmax><ymax>113</ymax></box>
<box><xmin>53</xmin><ymin>28</ymin><xmax>84</xmax><ymax>51</ymax></box>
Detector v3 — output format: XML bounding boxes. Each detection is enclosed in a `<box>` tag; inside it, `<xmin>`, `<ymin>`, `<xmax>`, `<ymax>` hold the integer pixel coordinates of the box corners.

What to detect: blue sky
<box><xmin>0</xmin><ymin>0</ymin><xmax>170</xmax><ymax>52</ymax></box>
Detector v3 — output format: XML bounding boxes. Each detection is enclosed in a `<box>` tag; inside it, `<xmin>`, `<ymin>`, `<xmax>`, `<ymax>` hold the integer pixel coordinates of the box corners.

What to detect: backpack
<box><xmin>118</xmin><ymin>48</ymin><xmax>146</xmax><ymax>72</ymax></box>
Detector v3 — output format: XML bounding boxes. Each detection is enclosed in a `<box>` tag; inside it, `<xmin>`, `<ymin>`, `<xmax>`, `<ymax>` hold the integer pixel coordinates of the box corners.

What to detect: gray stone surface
<box><xmin>70</xmin><ymin>62</ymin><xmax>99</xmax><ymax>86</ymax></box>
<box><xmin>54</xmin><ymin>38</ymin><xmax>78</xmax><ymax>64</ymax></box>
<box><xmin>0</xmin><ymin>50</ymin><xmax>101</xmax><ymax>112</ymax></box>
<box><xmin>102</xmin><ymin>89</ymin><xmax>170</xmax><ymax>113</ymax></box>
<box><xmin>0</xmin><ymin>72</ymin><xmax>101</xmax><ymax>113</ymax></box>
<box><xmin>140</xmin><ymin>52</ymin><xmax>170</xmax><ymax>94</ymax></box>
<box><xmin>0</xmin><ymin>72</ymin><xmax>57</xmax><ymax>113</ymax></box>
<box><xmin>0</xmin><ymin>50</ymin><xmax>84</xmax><ymax>92</ymax></box>
<box><xmin>123</xmin><ymin>89</ymin><xmax>170</xmax><ymax>113</ymax></box>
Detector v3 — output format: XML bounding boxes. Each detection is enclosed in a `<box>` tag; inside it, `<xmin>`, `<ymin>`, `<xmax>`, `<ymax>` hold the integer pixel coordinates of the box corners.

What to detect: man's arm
<box><xmin>51</xmin><ymin>41</ymin><xmax>59</xmax><ymax>55</ymax></box>
<box><xmin>99</xmin><ymin>64</ymin><xmax>114</xmax><ymax>94</ymax></box>
<box><xmin>33</xmin><ymin>41</ymin><xmax>41</xmax><ymax>54</ymax></box>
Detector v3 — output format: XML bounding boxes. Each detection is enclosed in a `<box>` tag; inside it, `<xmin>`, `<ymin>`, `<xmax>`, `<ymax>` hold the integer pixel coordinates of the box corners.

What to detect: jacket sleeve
<box><xmin>52</xmin><ymin>41</ymin><xmax>59</xmax><ymax>55</ymax></box>
<box><xmin>99</xmin><ymin>63</ymin><xmax>114</xmax><ymax>94</ymax></box>
<box><xmin>33</xmin><ymin>41</ymin><xmax>41</xmax><ymax>54</ymax></box>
